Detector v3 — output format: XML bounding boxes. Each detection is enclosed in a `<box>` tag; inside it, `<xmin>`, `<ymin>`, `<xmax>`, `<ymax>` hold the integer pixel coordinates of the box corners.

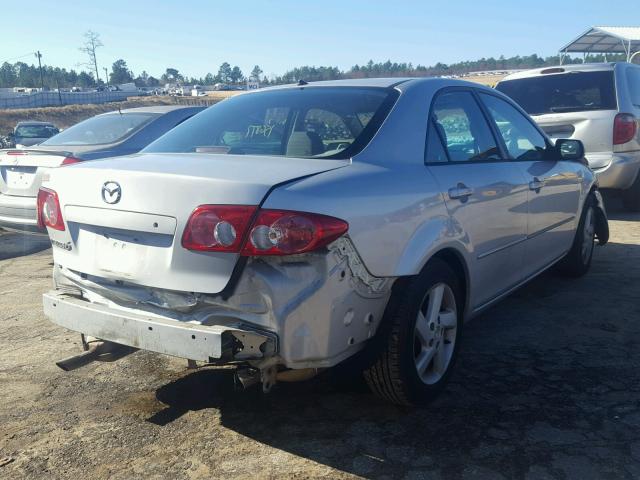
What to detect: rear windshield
<box><xmin>143</xmin><ymin>87</ymin><xmax>398</xmax><ymax>159</ymax></box>
<box><xmin>15</xmin><ymin>125</ymin><xmax>58</xmax><ymax>138</ymax></box>
<box><xmin>41</xmin><ymin>113</ymin><xmax>156</xmax><ymax>146</ymax></box>
<box><xmin>496</xmin><ymin>71</ymin><xmax>617</xmax><ymax>115</ymax></box>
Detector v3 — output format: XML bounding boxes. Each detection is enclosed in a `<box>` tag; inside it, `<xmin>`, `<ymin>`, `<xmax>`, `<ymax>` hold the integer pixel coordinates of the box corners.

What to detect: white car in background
<box><xmin>0</xmin><ymin>106</ymin><xmax>203</xmax><ymax>233</ymax></box>
<box><xmin>497</xmin><ymin>62</ymin><xmax>640</xmax><ymax>210</ymax></box>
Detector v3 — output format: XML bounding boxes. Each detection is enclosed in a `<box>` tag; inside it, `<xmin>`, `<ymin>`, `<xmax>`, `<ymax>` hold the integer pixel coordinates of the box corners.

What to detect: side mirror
<box><xmin>555</xmin><ymin>139</ymin><xmax>585</xmax><ymax>162</ymax></box>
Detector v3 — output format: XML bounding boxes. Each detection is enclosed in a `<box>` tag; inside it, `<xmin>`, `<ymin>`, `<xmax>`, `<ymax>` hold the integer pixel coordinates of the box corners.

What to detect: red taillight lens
<box><xmin>242</xmin><ymin>209</ymin><xmax>349</xmax><ymax>256</ymax></box>
<box><xmin>61</xmin><ymin>156</ymin><xmax>81</xmax><ymax>166</ymax></box>
<box><xmin>613</xmin><ymin>113</ymin><xmax>637</xmax><ymax>145</ymax></box>
<box><xmin>37</xmin><ymin>188</ymin><xmax>65</xmax><ymax>231</ymax></box>
<box><xmin>181</xmin><ymin>205</ymin><xmax>257</xmax><ymax>252</ymax></box>
<box><xmin>181</xmin><ymin>206</ymin><xmax>349</xmax><ymax>255</ymax></box>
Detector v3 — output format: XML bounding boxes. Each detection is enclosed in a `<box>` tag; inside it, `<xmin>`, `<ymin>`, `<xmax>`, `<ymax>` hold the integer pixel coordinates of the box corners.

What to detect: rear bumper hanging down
<box><xmin>43</xmin><ymin>291</ymin><xmax>277</xmax><ymax>363</ymax></box>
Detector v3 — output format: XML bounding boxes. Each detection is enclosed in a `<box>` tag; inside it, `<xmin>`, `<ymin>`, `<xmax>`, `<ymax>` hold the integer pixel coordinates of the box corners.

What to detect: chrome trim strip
<box><xmin>527</xmin><ymin>216</ymin><xmax>575</xmax><ymax>240</ymax></box>
<box><xmin>477</xmin><ymin>236</ymin><xmax>527</xmax><ymax>260</ymax></box>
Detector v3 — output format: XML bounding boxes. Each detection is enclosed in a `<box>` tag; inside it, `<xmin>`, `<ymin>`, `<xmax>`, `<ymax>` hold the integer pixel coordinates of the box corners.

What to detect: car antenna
<box><xmin>297</xmin><ymin>79</ymin><xmax>308</xmax><ymax>86</ymax></box>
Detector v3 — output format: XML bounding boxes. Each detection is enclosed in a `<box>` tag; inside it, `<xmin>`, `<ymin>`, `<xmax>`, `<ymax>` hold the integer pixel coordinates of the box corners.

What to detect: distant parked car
<box><xmin>496</xmin><ymin>62</ymin><xmax>640</xmax><ymax>211</ymax></box>
<box><xmin>11</xmin><ymin>121</ymin><xmax>60</xmax><ymax>148</ymax></box>
<box><xmin>0</xmin><ymin>105</ymin><xmax>204</xmax><ymax>232</ymax></box>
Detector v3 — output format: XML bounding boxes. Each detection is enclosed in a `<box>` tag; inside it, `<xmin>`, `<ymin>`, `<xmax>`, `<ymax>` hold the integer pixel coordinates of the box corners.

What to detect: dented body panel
<box><xmin>49</xmin><ymin>236</ymin><xmax>392</xmax><ymax>368</ymax></box>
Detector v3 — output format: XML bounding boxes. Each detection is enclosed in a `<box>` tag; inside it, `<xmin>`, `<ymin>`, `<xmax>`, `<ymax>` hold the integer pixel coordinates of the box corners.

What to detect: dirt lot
<box><xmin>0</xmin><ymin>197</ymin><xmax>639</xmax><ymax>480</ymax></box>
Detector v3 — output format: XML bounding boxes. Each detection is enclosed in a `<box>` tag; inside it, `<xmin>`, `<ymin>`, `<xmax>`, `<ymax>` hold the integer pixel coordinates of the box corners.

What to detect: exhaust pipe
<box><xmin>56</xmin><ymin>340</ymin><xmax>135</xmax><ymax>371</ymax></box>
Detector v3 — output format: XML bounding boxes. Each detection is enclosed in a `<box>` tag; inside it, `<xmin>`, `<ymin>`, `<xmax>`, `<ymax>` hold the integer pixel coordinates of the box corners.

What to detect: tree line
<box><xmin>0</xmin><ymin>53</ymin><xmax>627</xmax><ymax>89</ymax></box>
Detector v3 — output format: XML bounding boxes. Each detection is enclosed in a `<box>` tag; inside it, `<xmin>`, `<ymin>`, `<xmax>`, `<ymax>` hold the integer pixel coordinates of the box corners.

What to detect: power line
<box><xmin>0</xmin><ymin>52</ymin><xmax>38</xmax><ymax>64</ymax></box>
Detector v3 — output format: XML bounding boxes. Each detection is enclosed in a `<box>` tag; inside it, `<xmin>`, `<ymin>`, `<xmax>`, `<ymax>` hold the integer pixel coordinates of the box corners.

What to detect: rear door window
<box><xmin>496</xmin><ymin>71</ymin><xmax>617</xmax><ymax>115</ymax></box>
<box><xmin>479</xmin><ymin>93</ymin><xmax>550</xmax><ymax>161</ymax></box>
<box><xmin>431</xmin><ymin>91</ymin><xmax>500</xmax><ymax>162</ymax></box>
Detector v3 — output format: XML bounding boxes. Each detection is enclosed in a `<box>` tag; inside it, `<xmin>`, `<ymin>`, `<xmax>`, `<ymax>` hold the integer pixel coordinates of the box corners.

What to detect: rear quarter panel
<box><xmin>262</xmin><ymin>161</ymin><xmax>470</xmax><ymax>278</ymax></box>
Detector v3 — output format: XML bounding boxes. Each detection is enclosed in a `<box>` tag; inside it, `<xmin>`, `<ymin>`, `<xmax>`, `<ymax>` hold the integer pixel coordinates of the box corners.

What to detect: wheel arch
<box><xmin>588</xmin><ymin>186</ymin><xmax>609</xmax><ymax>245</ymax></box>
<box><xmin>418</xmin><ymin>247</ymin><xmax>471</xmax><ymax>320</ymax></box>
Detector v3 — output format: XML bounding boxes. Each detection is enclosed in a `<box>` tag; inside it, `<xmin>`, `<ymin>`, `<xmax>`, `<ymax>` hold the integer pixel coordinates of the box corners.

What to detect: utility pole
<box><xmin>104</xmin><ymin>67</ymin><xmax>109</xmax><ymax>87</ymax></box>
<box><xmin>35</xmin><ymin>51</ymin><xmax>44</xmax><ymax>90</ymax></box>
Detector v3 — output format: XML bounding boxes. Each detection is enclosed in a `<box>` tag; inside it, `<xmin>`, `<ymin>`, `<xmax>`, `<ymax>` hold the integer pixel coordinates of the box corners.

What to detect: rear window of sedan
<box><xmin>143</xmin><ymin>87</ymin><xmax>398</xmax><ymax>159</ymax></box>
<box><xmin>41</xmin><ymin>113</ymin><xmax>157</xmax><ymax>146</ymax></box>
<box><xmin>15</xmin><ymin>124</ymin><xmax>59</xmax><ymax>138</ymax></box>
<box><xmin>496</xmin><ymin>71</ymin><xmax>617</xmax><ymax>115</ymax></box>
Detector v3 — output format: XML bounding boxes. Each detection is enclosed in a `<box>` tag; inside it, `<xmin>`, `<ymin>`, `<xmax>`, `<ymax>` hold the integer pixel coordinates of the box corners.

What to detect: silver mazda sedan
<box><xmin>40</xmin><ymin>78</ymin><xmax>608</xmax><ymax>406</ymax></box>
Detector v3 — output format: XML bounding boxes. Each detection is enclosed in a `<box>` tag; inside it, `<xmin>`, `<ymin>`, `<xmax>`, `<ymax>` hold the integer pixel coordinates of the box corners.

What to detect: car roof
<box><xmin>98</xmin><ymin>105</ymin><xmax>203</xmax><ymax>116</ymax></box>
<box><xmin>500</xmin><ymin>62</ymin><xmax>618</xmax><ymax>81</ymax></box>
<box><xmin>253</xmin><ymin>77</ymin><xmax>493</xmax><ymax>93</ymax></box>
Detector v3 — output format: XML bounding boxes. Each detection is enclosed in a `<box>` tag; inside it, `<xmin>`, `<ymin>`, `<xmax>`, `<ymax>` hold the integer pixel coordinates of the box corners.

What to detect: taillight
<box><xmin>37</xmin><ymin>188</ymin><xmax>65</xmax><ymax>231</ymax></box>
<box><xmin>181</xmin><ymin>206</ymin><xmax>348</xmax><ymax>255</ymax></box>
<box><xmin>61</xmin><ymin>156</ymin><xmax>81</xmax><ymax>166</ymax></box>
<box><xmin>613</xmin><ymin>113</ymin><xmax>638</xmax><ymax>145</ymax></box>
<box><xmin>242</xmin><ymin>209</ymin><xmax>348</xmax><ymax>256</ymax></box>
<box><xmin>181</xmin><ymin>205</ymin><xmax>257</xmax><ymax>252</ymax></box>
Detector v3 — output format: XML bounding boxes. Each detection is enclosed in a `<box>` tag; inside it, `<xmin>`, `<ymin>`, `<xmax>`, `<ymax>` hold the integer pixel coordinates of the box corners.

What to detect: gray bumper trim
<box><xmin>43</xmin><ymin>291</ymin><xmax>275</xmax><ymax>362</ymax></box>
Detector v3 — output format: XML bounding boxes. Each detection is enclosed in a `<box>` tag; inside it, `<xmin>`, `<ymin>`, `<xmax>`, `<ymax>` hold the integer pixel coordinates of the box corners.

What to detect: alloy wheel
<box><xmin>413</xmin><ymin>283</ymin><xmax>458</xmax><ymax>385</ymax></box>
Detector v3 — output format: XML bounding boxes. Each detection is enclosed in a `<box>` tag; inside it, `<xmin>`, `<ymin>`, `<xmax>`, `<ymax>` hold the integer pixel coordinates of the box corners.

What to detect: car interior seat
<box><xmin>286</xmin><ymin>131</ymin><xmax>325</xmax><ymax>157</ymax></box>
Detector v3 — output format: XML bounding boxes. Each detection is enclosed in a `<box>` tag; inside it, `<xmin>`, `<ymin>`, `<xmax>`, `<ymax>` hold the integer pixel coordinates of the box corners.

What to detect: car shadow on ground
<box><xmin>602</xmin><ymin>191</ymin><xmax>640</xmax><ymax>222</ymax></box>
<box><xmin>0</xmin><ymin>230</ymin><xmax>51</xmax><ymax>260</ymax></box>
<box><xmin>147</xmin><ymin>234</ymin><xmax>640</xmax><ymax>478</ymax></box>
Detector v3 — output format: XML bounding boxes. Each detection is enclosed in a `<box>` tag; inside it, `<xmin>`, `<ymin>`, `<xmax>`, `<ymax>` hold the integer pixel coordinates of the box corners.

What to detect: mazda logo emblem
<box><xmin>101</xmin><ymin>181</ymin><xmax>122</xmax><ymax>204</ymax></box>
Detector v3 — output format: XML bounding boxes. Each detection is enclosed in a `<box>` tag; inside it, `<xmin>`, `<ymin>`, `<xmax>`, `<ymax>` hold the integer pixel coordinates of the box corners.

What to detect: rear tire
<box><xmin>556</xmin><ymin>193</ymin><xmax>596</xmax><ymax>277</ymax></box>
<box><xmin>364</xmin><ymin>259</ymin><xmax>463</xmax><ymax>406</ymax></box>
<box><xmin>622</xmin><ymin>173</ymin><xmax>640</xmax><ymax>212</ymax></box>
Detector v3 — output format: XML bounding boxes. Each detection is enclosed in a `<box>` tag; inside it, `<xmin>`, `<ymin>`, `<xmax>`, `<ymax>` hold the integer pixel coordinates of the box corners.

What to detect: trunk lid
<box><xmin>532</xmin><ymin>110</ymin><xmax>617</xmax><ymax>169</ymax></box>
<box><xmin>0</xmin><ymin>149</ymin><xmax>71</xmax><ymax>197</ymax></box>
<box><xmin>45</xmin><ymin>153</ymin><xmax>347</xmax><ymax>294</ymax></box>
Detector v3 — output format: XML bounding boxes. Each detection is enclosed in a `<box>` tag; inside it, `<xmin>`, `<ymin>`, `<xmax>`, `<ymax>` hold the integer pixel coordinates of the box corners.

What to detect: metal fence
<box><xmin>169</xmin><ymin>96</ymin><xmax>222</xmax><ymax>107</ymax></box>
<box><xmin>0</xmin><ymin>90</ymin><xmax>142</xmax><ymax>109</ymax></box>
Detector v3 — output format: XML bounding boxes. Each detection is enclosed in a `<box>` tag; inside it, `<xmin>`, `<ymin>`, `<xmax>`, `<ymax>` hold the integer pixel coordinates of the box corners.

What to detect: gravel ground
<box><xmin>0</xmin><ymin>197</ymin><xmax>639</xmax><ymax>480</ymax></box>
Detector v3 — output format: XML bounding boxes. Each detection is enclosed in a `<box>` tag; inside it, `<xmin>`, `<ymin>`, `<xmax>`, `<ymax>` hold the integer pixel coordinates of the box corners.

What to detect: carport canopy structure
<box><xmin>559</xmin><ymin>26</ymin><xmax>640</xmax><ymax>63</ymax></box>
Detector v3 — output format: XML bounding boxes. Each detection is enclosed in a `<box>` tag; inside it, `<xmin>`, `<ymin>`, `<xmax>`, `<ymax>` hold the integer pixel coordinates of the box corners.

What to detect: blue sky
<box><xmin>0</xmin><ymin>0</ymin><xmax>632</xmax><ymax>79</ymax></box>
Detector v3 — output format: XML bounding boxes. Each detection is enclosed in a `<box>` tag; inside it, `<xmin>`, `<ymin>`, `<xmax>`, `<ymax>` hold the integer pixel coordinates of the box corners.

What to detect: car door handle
<box><xmin>448</xmin><ymin>184</ymin><xmax>474</xmax><ymax>201</ymax></box>
<box><xmin>529</xmin><ymin>178</ymin><xmax>545</xmax><ymax>192</ymax></box>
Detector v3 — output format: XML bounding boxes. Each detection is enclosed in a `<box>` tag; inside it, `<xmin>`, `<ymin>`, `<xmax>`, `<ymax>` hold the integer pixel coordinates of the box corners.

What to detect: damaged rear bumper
<box><xmin>45</xmin><ymin>237</ymin><xmax>395</xmax><ymax>368</ymax></box>
<box><xmin>43</xmin><ymin>291</ymin><xmax>276</xmax><ymax>362</ymax></box>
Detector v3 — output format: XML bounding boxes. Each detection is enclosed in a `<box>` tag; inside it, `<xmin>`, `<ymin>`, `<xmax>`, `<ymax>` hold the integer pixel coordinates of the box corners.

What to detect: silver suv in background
<box><xmin>497</xmin><ymin>63</ymin><xmax>640</xmax><ymax>211</ymax></box>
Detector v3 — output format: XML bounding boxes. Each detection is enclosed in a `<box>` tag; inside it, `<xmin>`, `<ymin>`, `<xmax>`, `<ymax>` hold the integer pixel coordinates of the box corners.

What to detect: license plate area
<box><xmin>541</xmin><ymin>124</ymin><xmax>576</xmax><ymax>139</ymax></box>
<box><xmin>3</xmin><ymin>167</ymin><xmax>37</xmax><ymax>189</ymax></box>
<box><xmin>95</xmin><ymin>232</ymin><xmax>148</xmax><ymax>278</ymax></box>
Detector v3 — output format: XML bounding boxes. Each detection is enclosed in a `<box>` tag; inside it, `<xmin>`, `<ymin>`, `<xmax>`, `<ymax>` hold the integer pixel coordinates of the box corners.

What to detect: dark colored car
<box><xmin>11</xmin><ymin>121</ymin><xmax>60</xmax><ymax>147</ymax></box>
